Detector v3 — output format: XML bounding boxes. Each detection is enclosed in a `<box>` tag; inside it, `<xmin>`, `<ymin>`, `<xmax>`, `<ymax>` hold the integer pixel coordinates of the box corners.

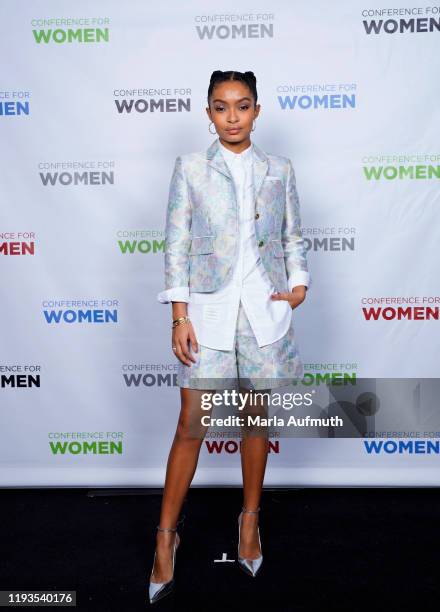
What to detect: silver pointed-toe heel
<box><xmin>148</xmin><ymin>522</ymin><xmax>181</xmax><ymax>605</ymax></box>
<box><xmin>237</xmin><ymin>506</ymin><xmax>263</xmax><ymax>578</ymax></box>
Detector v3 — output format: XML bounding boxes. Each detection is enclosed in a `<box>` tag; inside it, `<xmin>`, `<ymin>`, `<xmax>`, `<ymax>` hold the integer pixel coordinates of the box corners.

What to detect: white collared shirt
<box><xmin>157</xmin><ymin>140</ymin><xmax>310</xmax><ymax>350</ymax></box>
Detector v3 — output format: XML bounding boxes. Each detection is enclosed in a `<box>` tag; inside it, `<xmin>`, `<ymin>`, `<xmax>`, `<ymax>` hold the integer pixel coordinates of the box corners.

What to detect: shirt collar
<box><xmin>218</xmin><ymin>138</ymin><xmax>253</xmax><ymax>164</ymax></box>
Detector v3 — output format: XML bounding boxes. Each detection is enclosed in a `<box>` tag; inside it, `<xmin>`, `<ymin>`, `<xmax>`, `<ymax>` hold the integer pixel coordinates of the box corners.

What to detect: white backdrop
<box><xmin>1</xmin><ymin>0</ymin><xmax>439</xmax><ymax>486</ymax></box>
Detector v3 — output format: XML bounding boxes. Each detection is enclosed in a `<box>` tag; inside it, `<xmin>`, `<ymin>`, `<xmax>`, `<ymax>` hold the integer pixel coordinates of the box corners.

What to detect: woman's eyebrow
<box><xmin>212</xmin><ymin>97</ymin><xmax>252</xmax><ymax>104</ymax></box>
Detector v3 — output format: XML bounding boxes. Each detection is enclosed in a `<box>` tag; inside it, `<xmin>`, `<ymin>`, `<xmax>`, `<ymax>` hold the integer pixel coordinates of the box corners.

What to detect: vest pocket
<box><xmin>189</xmin><ymin>236</ymin><xmax>214</xmax><ymax>255</ymax></box>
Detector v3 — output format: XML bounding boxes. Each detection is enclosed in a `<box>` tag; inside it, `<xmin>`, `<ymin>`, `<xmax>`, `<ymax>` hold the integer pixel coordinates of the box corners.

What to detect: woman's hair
<box><xmin>207</xmin><ymin>70</ymin><xmax>258</xmax><ymax>107</ymax></box>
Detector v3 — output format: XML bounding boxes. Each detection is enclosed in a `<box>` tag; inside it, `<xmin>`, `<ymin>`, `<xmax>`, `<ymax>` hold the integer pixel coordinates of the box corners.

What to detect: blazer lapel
<box><xmin>206</xmin><ymin>138</ymin><xmax>269</xmax><ymax>200</ymax></box>
<box><xmin>251</xmin><ymin>141</ymin><xmax>269</xmax><ymax>200</ymax></box>
<box><xmin>206</xmin><ymin>138</ymin><xmax>232</xmax><ymax>180</ymax></box>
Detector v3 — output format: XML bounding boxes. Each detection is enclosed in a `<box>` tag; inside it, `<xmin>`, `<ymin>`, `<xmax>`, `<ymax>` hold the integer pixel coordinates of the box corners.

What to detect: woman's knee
<box><xmin>175</xmin><ymin>410</ymin><xmax>207</xmax><ymax>442</ymax></box>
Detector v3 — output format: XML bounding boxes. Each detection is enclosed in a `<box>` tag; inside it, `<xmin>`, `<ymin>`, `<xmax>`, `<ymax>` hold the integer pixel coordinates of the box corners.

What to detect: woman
<box><xmin>149</xmin><ymin>70</ymin><xmax>310</xmax><ymax>604</ymax></box>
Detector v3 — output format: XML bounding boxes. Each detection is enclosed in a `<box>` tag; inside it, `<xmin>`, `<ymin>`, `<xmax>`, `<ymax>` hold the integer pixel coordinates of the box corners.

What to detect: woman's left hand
<box><xmin>270</xmin><ymin>285</ymin><xmax>307</xmax><ymax>310</ymax></box>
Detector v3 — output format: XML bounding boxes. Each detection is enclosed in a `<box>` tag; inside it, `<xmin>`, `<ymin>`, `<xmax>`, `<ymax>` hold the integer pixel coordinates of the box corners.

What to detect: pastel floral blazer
<box><xmin>162</xmin><ymin>137</ymin><xmax>310</xmax><ymax>294</ymax></box>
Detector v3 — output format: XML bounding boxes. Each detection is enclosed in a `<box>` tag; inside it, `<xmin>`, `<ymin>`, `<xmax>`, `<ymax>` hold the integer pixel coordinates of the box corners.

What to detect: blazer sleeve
<box><xmin>281</xmin><ymin>159</ymin><xmax>311</xmax><ymax>291</ymax></box>
<box><xmin>156</xmin><ymin>156</ymin><xmax>192</xmax><ymax>304</ymax></box>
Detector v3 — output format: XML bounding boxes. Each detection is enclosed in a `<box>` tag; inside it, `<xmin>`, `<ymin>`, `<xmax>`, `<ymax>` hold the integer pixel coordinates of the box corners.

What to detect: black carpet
<box><xmin>0</xmin><ymin>487</ymin><xmax>438</xmax><ymax>610</ymax></box>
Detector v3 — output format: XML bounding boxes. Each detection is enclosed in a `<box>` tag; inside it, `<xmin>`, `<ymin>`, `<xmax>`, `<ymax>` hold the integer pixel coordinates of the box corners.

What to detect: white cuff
<box><xmin>288</xmin><ymin>271</ymin><xmax>311</xmax><ymax>292</ymax></box>
<box><xmin>157</xmin><ymin>286</ymin><xmax>190</xmax><ymax>304</ymax></box>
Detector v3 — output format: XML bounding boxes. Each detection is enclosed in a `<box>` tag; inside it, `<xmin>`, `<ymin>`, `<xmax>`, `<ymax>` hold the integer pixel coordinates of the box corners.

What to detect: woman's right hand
<box><xmin>172</xmin><ymin>321</ymin><xmax>199</xmax><ymax>366</ymax></box>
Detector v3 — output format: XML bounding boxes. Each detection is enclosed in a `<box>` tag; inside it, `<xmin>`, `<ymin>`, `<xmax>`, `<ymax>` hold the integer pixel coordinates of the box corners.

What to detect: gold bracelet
<box><xmin>172</xmin><ymin>316</ymin><xmax>190</xmax><ymax>328</ymax></box>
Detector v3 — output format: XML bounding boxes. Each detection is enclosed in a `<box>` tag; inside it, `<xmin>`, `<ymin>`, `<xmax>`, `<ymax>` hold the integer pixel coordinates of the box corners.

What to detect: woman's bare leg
<box><xmin>239</xmin><ymin>387</ymin><xmax>270</xmax><ymax>559</ymax></box>
<box><xmin>150</xmin><ymin>387</ymin><xmax>213</xmax><ymax>583</ymax></box>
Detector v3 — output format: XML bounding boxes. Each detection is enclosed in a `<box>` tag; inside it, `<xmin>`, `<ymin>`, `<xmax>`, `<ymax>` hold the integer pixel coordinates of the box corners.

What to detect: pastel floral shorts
<box><xmin>177</xmin><ymin>301</ymin><xmax>304</xmax><ymax>390</ymax></box>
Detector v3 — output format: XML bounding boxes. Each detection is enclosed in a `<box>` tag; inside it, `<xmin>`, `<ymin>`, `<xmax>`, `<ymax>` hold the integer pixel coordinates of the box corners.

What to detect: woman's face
<box><xmin>206</xmin><ymin>80</ymin><xmax>260</xmax><ymax>146</ymax></box>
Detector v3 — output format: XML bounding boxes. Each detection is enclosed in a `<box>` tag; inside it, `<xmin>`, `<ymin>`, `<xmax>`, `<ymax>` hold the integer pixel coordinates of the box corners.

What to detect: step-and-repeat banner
<box><xmin>1</xmin><ymin>0</ymin><xmax>439</xmax><ymax>486</ymax></box>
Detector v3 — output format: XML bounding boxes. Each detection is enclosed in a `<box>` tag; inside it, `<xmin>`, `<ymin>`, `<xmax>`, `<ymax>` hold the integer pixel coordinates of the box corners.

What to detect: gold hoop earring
<box><xmin>208</xmin><ymin>121</ymin><xmax>217</xmax><ymax>135</ymax></box>
<box><xmin>251</xmin><ymin>120</ymin><xmax>257</xmax><ymax>132</ymax></box>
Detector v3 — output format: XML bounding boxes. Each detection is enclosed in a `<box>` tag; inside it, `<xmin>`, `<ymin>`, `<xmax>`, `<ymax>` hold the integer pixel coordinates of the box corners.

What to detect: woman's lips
<box><xmin>227</xmin><ymin>128</ymin><xmax>241</xmax><ymax>134</ymax></box>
